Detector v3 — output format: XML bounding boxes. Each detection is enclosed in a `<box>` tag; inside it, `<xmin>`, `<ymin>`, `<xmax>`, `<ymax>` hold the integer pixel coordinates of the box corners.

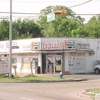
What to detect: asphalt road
<box><xmin>0</xmin><ymin>79</ymin><xmax>100</xmax><ymax>100</ymax></box>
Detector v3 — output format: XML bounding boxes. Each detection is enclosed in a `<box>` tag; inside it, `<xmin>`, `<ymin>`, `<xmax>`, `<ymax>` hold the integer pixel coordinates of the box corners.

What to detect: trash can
<box><xmin>37</xmin><ymin>66</ymin><xmax>40</xmax><ymax>74</ymax></box>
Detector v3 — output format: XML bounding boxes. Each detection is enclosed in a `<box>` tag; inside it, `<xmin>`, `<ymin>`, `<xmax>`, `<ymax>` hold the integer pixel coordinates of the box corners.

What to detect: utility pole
<box><xmin>9</xmin><ymin>0</ymin><xmax>12</xmax><ymax>78</ymax></box>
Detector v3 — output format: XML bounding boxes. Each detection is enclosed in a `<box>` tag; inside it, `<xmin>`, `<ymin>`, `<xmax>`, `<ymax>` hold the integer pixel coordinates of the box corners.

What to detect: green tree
<box><xmin>0</xmin><ymin>20</ymin><xmax>9</xmax><ymax>40</ymax></box>
<box><xmin>84</xmin><ymin>15</ymin><xmax>100</xmax><ymax>38</ymax></box>
<box><xmin>38</xmin><ymin>5</ymin><xmax>85</xmax><ymax>37</ymax></box>
<box><xmin>0</xmin><ymin>19</ymin><xmax>43</xmax><ymax>40</ymax></box>
<box><xmin>12</xmin><ymin>18</ymin><xmax>43</xmax><ymax>39</ymax></box>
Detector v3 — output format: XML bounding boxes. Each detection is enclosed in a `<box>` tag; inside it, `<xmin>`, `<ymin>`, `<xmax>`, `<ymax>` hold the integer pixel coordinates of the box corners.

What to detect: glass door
<box><xmin>55</xmin><ymin>56</ymin><xmax>62</xmax><ymax>73</ymax></box>
<box><xmin>47</xmin><ymin>56</ymin><xmax>54</xmax><ymax>73</ymax></box>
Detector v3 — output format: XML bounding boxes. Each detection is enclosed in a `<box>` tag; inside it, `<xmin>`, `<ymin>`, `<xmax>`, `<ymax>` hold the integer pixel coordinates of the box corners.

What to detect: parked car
<box><xmin>94</xmin><ymin>64</ymin><xmax>100</xmax><ymax>74</ymax></box>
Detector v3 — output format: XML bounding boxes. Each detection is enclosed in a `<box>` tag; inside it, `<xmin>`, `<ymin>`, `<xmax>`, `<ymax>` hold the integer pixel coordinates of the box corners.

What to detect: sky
<box><xmin>0</xmin><ymin>0</ymin><xmax>100</xmax><ymax>22</ymax></box>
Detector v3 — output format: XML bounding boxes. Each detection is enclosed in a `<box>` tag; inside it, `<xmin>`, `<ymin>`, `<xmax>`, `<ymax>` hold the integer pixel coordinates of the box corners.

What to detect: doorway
<box><xmin>46</xmin><ymin>54</ymin><xmax>62</xmax><ymax>74</ymax></box>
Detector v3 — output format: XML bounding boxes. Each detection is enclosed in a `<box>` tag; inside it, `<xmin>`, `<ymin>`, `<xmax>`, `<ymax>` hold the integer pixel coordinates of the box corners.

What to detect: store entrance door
<box><xmin>46</xmin><ymin>55</ymin><xmax>62</xmax><ymax>74</ymax></box>
<box><xmin>55</xmin><ymin>56</ymin><xmax>62</xmax><ymax>73</ymax></box>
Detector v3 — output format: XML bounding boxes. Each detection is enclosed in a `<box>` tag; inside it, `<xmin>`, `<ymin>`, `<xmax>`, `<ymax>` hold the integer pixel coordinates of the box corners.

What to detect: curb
<box><xmin>78</xmin><ymin>93</ymin><xmax>91</xmax><ymax>99</ymax></box>
<box><xmin>0</xmin><ymin>79</ymin><xmax>88</xmax><ymax>83</ymax></box>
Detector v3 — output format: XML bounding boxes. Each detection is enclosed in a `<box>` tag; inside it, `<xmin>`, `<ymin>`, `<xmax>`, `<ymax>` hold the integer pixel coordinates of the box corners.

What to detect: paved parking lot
<box><xmin>1</xmin><ymin>74</ymin><xmax>98</xmax><ymax>100</ymax></box>
<box><xmin>0</xmin><ymin>75</ymin><xmax>100</xmax><ymax>100</ymax></box>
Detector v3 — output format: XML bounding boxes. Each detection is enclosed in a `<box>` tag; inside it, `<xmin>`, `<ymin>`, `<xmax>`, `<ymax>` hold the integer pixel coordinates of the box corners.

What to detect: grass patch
<box><xmin>0</xmin><ymin>75</ymin><xmax>73</xmax><ymax>83</ymax></box>
<box><xmin>85</xmin><ymin>88</ymin><xmax>100</xmax><ymax>92</ymax></box>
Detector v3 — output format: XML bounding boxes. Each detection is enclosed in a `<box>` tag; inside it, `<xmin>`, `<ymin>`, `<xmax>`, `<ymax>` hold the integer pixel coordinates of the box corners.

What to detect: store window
<box><xmin>30</xmin><ymin>58</ymin><xmax>38</xmax><ymax>69</ymax></box>
<box><xmin>12</xmin><ymin>58</ymin><xmax>17</xmax><ymax>67</ymax></box>
<box><xmin>21</xmin><ymin>57</ymin><xmax>38</xmax><ymax>70</ymax></box>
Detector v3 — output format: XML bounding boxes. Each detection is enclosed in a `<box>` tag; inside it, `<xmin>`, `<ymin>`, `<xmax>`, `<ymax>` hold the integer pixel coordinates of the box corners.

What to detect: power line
<box><xmin>0</xmin><ymin>12</ymin><xmax>99</xmax><ymax>16</ymax></box>
<box><xmin>0</xmin><ymin>12</ymin><xmax>40</xmax><ymax>15</ymax></box>
<box><xmin>68</xmin><ymin>0</ymin><xmax>92</xmax><ymax>8</ymax></box>
<box><xmin>0</xmin><ymin>0</ymin><xmax>99</xmax><ymax>3</ymax></box>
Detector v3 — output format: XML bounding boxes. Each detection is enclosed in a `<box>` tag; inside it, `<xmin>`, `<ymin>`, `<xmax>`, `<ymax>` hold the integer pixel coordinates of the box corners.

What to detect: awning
<box><xmin>12</xmin><ymin>50</ymin><xmax>42</xmax><ymax>54</ymax></box>
<box><xmin>0</xmin><ymin>51</ymin><xmax>41</xmax><ymax>54</ymax></box>
<box><xmin>0</xmin><ymin>49</ymin><xmax>94</xmax><ymax>55</ymax></box>
<box><xmin>0</xmin><ymin>52</ymin><xmax>8</xmax><ymax>54</ymax></box>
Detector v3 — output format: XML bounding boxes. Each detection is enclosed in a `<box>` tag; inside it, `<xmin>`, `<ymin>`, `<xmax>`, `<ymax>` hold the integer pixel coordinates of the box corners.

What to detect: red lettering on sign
<box><xmin>48</xmin><ymin>43</ymin><xmax>51</xmax><ymax>49</ymax></box>
<box><xmin>42</xmin><ymin>42</ymin><xmax>63</xmax><ymax>50</ymax></box>
<box><xmin>70</xmin><ymin>53</ymin><xmax>76</xmax><ymax>56</ymax></box>
<box><xmin>70</xmin><ymin>53</ymin><xmax>85</xmax><ymax>56</ymax></box>
<box><xmin>43</xmin><ymin>44</ymin><xmax>47</xmax><ymax>49</ymax></box>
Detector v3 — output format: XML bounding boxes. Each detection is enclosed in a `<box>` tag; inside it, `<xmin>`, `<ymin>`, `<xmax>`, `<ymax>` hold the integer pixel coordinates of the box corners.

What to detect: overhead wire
<box><xmin>68</xmin><ymin>0</ymin><xmax>92</xmax><ymax>8</ymax></box>
<box><xmin>0</xmin><ymin>0</ymin><xmax>96</xmax><ymax>16</ymax></box>
<box><xmin>0</xmin><ymin>0</ymin><xmax>99</xmax><ymax>3</ymax></box>
<box><xmin>0</xmin><ymin>0</ymin><xmax>99</xmax><ymax>19</ymax></box>
<box><xmin>0</xmin><ymin>11</ymin><xmax>99</xmax><ymax>16</ymax></box>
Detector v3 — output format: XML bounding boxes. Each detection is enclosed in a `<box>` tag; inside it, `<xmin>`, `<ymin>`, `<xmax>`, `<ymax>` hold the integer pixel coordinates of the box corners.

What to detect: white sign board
<box><xmin>42</xmin><ymin>42</ymin><xmax>63</xmax><ymax>50</ymax></box>
<box><xmin>47</xmin><ymin>12</ymin><xmax>55</xmax><ymax>22</ymax></box>
<box><xmin>77</xmin><ymin>43</ymin><xmax>90</xmax><ymax>50</ymax></box>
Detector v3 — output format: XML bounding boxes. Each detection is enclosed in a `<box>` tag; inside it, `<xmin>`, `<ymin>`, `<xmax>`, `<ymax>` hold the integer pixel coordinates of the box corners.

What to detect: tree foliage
<box><xmin>38</xmin><ymin>5</ymin><xmax>85</xmax><ymax>37</ymax></box>
<box><xmin>84</xmin><ymin>15</ymin><xmax>100</xmax><ymax>38</ymax></box>
<box><xmin>0</xmin><ymin>20</ymin><xmax>9</xmax><ymax>40</ymax></box>
<box><xmin>12</xmin><ymin>19</ymin><xmax>43</xmax><ymax>39</ymax></box>
<box><xmin>0</xmin><ymin>19</ymin><xmax>43</xmax><ymax>40</ymax></box>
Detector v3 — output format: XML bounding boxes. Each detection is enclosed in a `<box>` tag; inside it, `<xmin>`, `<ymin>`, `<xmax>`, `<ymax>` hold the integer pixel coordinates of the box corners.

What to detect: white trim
<box><xmin>0</xmin><ymin>49</ymin><xmax>93</xmax><ymax>55</ymax></box>
<box><xmin>0</xmin><ymin>52</ymin><xmax>8</xmax><ymax>54</ymax></box>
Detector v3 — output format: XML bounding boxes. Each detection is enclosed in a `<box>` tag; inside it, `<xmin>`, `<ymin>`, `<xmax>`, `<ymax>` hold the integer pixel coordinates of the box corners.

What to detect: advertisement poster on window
<box><xmin>56</xmin><ymin>65</ymin><xmax>61</xmax><ymax>71</ymax></box>
<box><xmin>55</xmin><ymin>56</ymin><xmax>61</xmax><ymax>72</ymax></box>
<box><xmin>0</xmin><ymin>56</ymin><xmax>9</xmax><ymax>74</ymax></box>
<box><xmin>68</xmin><ymin>52</ymin><xmax>85</xmax><ymax>66</ymax></box>
<box><xmin>68</xmin><ymin>60</ymin><xmax>73</xmax><ymax>66</ymax></box>
<box><xmin>30</xmin><ymin>58</ymin><xmax>38</xmax><ymax>69</ymax></box>
<box><xmin>12</xmin><ymin>58</ymin><xmax>17</xmax><ymax>68</ymax></box>
<box><xmin>48</xmin><ymin>64</ymin><xmax>54</xmax><ymax>73</ymax></box>
<box><xmin>21</xmin><ymin>58</ymin><xmax>30</xmax><ymax>70</ymax></box>
<box><xmin>68</xmin><ymin>55</ymin><xmax>74</xmax><ymax>66</ymax></box>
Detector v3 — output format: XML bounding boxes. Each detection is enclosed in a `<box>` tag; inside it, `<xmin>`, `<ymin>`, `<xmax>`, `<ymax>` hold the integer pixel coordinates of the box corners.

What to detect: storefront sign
<box><xmin>0</xmin><ymin>42</ymin><xmax>8</xmax><ymax>52</ymax></box>
<box><xmin>6</xmin><ymin>42</ymin><xmax>17</xmax><ymax>48</ymax></box>
<box><xmin>22</xmin><ymin>45</ymin><xmax>31</xmax><ymax>51</ymax></box>
<box><xmin>64</xmin><ymin>41</ymin><xmax>76</xmax><ymax>49</ymax></box>
<box><xmin>42</xmin><ymin>42</ymin><xmax>63</xmax><ymax>50</ymax></box>
<box><xmin>69</xmin><ymin>52</ymin><xmax>85</xmax><ymax>56</ymax></box>
<box><xmin>31</xmin><ymin>42</ymin><xmax>41</xmax><ymax>50</ymax></box>
<box><xmin>0</xmin><ymin>43</ymin><xmax>5</xmax><ymax>52</ymax></box>
<box><xmin>77</xmin><ymin>43</ymin><xmax>90</xmax><ymax>50</ymax></box>
<box><xmin>0</xmin><ymin>43</ymin><xmax>4</xmax><ymax>48</ymax></box>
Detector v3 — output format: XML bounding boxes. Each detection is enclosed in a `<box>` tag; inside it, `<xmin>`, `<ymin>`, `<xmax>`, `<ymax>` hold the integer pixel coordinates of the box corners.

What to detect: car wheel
<box><xmin>95</xmin><ymin>68</ymin><xmax>100</xmax><ymax>74</ymax></box>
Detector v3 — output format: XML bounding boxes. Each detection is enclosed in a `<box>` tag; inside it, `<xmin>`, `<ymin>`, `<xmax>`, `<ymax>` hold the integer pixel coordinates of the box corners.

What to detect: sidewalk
<box><xmin>17</xmin><ymin>73</ymin><xmax>88</xmax><ymax>82</ymax></box>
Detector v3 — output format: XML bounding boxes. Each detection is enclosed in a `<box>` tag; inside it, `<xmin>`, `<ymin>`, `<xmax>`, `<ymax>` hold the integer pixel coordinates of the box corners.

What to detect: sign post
<box><xmin>47</xmin><ymin>12</ymin><xmax>55</xmax><ymax>22</ymax></box>
<box><xmin>9</xmin><ymin>0</ymin><xmax>12</xmax><ymax>78</ymax></box>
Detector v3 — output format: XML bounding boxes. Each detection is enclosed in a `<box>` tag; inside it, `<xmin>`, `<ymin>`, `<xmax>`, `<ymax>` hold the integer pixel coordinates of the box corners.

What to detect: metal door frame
<box><xmin>46</xmin><ymin>55</ymin><xmax>62</xmax><ymax>73</ymax></box>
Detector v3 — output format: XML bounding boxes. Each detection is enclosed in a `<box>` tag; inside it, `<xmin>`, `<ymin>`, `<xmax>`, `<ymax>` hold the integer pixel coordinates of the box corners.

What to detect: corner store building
<box><xmin>0</xmin><ymin>37</ymin><xmax>98</xmax><ymax>74</ymax></box>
